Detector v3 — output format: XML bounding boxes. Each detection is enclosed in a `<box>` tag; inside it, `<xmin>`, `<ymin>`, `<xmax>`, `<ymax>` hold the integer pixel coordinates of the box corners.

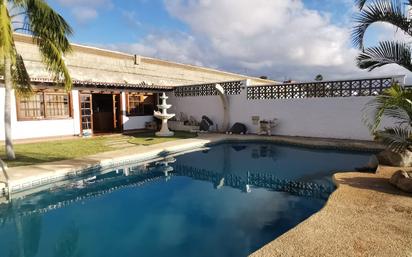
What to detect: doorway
<box><xmin>92</xmin><ymin>93</ymin><xmax>122</xmax><ymax>133</ymax></box>
<box><xmin>79</xmin><ymin>93</ymin><xmax>122</xmax><ymax>135</ymax></box>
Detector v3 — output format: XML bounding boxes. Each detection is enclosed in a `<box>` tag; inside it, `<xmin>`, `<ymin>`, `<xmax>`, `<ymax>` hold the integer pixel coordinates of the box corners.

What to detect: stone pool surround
<box><xmin>1</xmin><ymin>134</ymin><xmax>411</xmax><ymax>256</ymax></box>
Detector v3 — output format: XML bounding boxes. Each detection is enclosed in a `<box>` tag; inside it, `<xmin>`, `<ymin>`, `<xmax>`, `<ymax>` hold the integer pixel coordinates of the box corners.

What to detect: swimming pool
<box><xmin>0</xmin><ymin>142</ymin><xmax>372</xmax><ymax>257</ymax></box>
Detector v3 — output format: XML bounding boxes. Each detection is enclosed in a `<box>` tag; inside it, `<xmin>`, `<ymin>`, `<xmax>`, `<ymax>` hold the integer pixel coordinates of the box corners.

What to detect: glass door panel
<box><xmin>80</xmin><ymin>94</ymin><xmax>93</xmax><ymax>136</ymax></box>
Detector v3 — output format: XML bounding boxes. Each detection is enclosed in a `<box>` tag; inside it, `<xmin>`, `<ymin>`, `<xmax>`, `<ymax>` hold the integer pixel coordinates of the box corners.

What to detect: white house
<box><xmin>0</xmin><ymin>34</ymin><xmax>273</xmax><ymax>141</ymax></box>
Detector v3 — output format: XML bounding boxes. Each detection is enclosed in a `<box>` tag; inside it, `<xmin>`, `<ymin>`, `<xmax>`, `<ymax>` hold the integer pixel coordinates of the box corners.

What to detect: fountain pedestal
<box><xmin>154</xmin><ymin>93</ymin><xmax>175</xmax><ymax>137</ymax></box>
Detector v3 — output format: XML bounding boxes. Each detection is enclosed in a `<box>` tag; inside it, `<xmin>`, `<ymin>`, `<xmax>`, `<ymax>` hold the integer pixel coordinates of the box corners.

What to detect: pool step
<box><xmin>0</xmin><ymin>196</ymin><xmax>8</xmax><ymax>205</ymax></box>
<box><xmin>0</xmin><ymin>182</ymin><xmax>7</xmax><ymax>197</ymax></box>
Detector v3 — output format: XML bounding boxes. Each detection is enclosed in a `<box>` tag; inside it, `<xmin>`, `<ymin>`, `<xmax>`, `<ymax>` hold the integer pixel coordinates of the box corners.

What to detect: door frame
<box><xmin>79</xmin><ymin>91</ymin><xmax>124</xmax><ymax>135</ymax></box>
<box><xmin>112</xmin><ymin>93</ymin><xmax>123</xmax><ymax>132</ymax></box>
<box><xmin>78</xmin><ymin>93</ymin><xmax>93</xmax><ymax>136</ymax></box>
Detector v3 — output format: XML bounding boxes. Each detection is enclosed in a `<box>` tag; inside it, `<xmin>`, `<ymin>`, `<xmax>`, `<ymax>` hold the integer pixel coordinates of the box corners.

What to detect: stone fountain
<box><xmin>154</xmin><ymin>92</ymin><xmax>175</xmax><ymax>137</ymax></box>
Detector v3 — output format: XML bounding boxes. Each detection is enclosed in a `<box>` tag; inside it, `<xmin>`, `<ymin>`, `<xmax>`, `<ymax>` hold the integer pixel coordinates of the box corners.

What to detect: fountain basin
<box><xmin>157</xmin><ymin>104</ymin><xmax>172</xmax><ymax>109</ymax></box>
<box><xmin>155</xmin><ymin>130</ymin><xmax>175</xmax><ymax>137</ymax></box>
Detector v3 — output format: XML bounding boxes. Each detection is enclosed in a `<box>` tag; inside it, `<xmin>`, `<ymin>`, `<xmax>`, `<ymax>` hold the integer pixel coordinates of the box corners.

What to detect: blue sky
<box><xmin>45</xmin><ymin>0</ymin><xmax>407</xmax><ymax>82</ymax></box>
<box><xmin>48</xmin><ymin>0</ymin><xmax>353</xmax><ymax>45</ymax></box>
<box><xmin>47</xmin><ymin>0</ymin><xmax>188</xmax><ymax>45</ymax></box>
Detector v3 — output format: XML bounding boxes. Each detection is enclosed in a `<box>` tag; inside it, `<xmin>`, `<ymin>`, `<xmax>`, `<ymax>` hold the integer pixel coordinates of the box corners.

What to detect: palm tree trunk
<box><xmin>4</xmin><ymin>56</ymin><xmax>15</xmax><ymax>160</ymax></box>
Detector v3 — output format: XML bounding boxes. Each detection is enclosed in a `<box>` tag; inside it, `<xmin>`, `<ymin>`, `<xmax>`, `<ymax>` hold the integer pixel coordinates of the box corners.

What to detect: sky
<box><xmin>44</xmin><ymin>0</ymin><xmax>410</xmax><ymax>82</ymax></box>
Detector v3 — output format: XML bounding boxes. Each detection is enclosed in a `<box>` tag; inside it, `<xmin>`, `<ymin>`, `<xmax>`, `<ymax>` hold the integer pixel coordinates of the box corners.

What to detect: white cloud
<box><xmin>55</xmin><ymin>0</ymin><xmax>112</xmax><ymax>23</ymax></box>
<box><xmin>109</xmin><ymin>32</ymin><xmax>209</xmax><ymax>67</ymax></box>
<box><xmin>121</xmin><ymin>10</ymin><xmax>142</xmax><ymax>29</ymax></box>
<box><xmin>71</xmin><ymin>7</ymin><xmax>98</xmax><ymax>23</ymax></box>
<box><xmin>110</xmin><ymin>0</ymin><xmax>410</xmax><ymax>82</ymax></box>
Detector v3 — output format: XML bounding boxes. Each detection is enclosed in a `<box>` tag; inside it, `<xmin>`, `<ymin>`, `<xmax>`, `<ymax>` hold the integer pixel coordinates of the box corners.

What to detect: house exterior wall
<box><xmin>121</xmin><ymin>92</ymin><xmax>154</xmax><ymax>131</ymax></box>
<box><xmin>167</xmin><ymin>89</ymin><xmax>377</xmax><ymax>140</ymax></box>
<box><xmin>0</xmin><ymin>87</ymin><xmax>155</xmax><ymax>141</ymax></box>
<box><xmin>0</xmin><ymin>86</ymin><xmax>81</xmax><ymax>140</ymax></box>
<box><xmin>123</xmin><ymin>116</ymin><xmax>154</xmax><ymax>131</ymax></box>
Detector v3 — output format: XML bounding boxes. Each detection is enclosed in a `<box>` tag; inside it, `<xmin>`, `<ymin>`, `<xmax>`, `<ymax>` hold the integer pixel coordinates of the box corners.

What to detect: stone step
<box><xmin>104</xmin><ymin>140</ymin><xmax>130</xmax><ymax>146</ymax></box>
<box><xmin>108</xmin><ymin>143</ymin><xmax>134</xmax><ymax>149</ymax></box>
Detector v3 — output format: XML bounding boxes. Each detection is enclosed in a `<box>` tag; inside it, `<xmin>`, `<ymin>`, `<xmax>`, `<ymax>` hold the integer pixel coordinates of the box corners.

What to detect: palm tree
<box><xmin>0</xmin><ymin>0</ymin><xmax>73</xmax><ymax>160</ymax></box>
<box><xmin>364</xmin><ymin>84</ymin><xmax>412</xmax><ymax>152</ymax></box>
<box><xmin>352</xmin><ymin>0</ymin><xmax>412</xmax><ymax>71</ymax></box>
<box><xmin>353</xmin><ymin>0</ymin><xmax>412</xmax><ymax>155</ymax></box>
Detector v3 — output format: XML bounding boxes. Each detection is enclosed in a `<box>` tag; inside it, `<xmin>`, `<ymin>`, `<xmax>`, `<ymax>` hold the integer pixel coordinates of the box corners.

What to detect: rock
<box><xmin>199</xmin><ymin>120</ymin><xmax>210</xmax><ymax>131</ymax></box>
<box><xmin>355</xmin><ymin>155</ymin><xmax>379</xmax><ymax>172</ymax></box>
<box><xmin>189</xmin><ymin>116</ymin><xmax>198</xmax><ymax>126</ymax></box>
<box><xmin>201</xmin><ymin>115</ymin><xmax>214</xmax><ymax>126</ymax></box>
<box><xmin>368</xmin><ymin>155</ymin><xmax>379</xmax><ymax>169</ymax></box>
<box><xmin>180</xmin><ymin>112</ymin><xmax>188</xmax><ymax>122</ymax></box>
<box><xmin>376</xmin><ymin>149</ymin><xmax>412</xmax><ymax>167</ymax></box>
<box><xmin>199</xmin><ymin>115</ymin><xmax>214</xmax><ymax>131</ymax></box>
<box><xmin>228</xmin><ymin>123</ymin><xmax>247</xmax><ymax>134</ymax></box>
<box><xmin>390</xmin><ymin>170</ymin><xmax>412</xmax><ymax>193</ymax></box>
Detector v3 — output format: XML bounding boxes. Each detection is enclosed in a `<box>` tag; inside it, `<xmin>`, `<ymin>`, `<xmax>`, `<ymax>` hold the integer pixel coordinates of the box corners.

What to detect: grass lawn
<box><xmin>0</xmin><ymin>131</ymin><xmax>197</xmax><ymax>167</ymax></box>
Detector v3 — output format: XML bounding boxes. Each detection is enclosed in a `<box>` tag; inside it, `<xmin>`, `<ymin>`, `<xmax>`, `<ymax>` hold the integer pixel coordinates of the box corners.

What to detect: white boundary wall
<box><xmin>168</xmin><ymin>87</ymin><xmax>376</xmax><ymax>140</ymax></box>
<box><xmin>169</xmin><ymin>94</ymin><xmax>225</xmax><ymax>130</ymax></box>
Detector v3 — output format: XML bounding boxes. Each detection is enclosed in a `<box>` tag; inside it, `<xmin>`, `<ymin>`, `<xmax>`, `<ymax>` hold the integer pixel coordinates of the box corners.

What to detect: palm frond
<box><xmin>384</xmin><ymin>108</ymin><xmax>412</xmax><ymax>125</ymax></box>
<box><xmin>357</xmin><ymin>41</ymin><xmax>412</xmax><ymax>72</ymax></box>
<box><xmin>355</xmin><ymin>0</ymin><xmax>368</xmax><ymax>9</ymax></box>
<box><xmin>377</xmin><ymin>127</ymin><xmax>412</xmax><ymax>152</ymax></box>
<box><xmin>0</xmin><ymin>1</ymin><xmax>14</xmax><ymax>60</ymax></box>
<box><xmin>363</xmin><ymin>83</ymin><xmax>412</xmax><ymax>131</ymax></box>
<box><xmin>22</xmin><ymin>0</ymin><xmax>72</xmax><ymax>52</ymax></box>
<box><xmin>38</xmin><ymin>37</ymin><xmax>71</xmax><ymax>90</ymax></box>
<box><xmin>0</xmin><ymin>59</ymin><xmax>4</xmax><ymax>74</ymax></box>
<box><xmin>15</xmin><ymin>0</ymin><xmax>73</xmax><ymax>90</ymax></box>
<box><xmin>11</xmin><ymin>53</ymin><xmax>32</xmax><ymax>96</ymax></box>
<box><xmin>354</xmin><ymin>0</ymin><xmax>412</xmax><ymax>10</ymax></box>
<box><xmin>352</xmin><ymin>0</ymin><xmax>411</xmax><ymax>49</ymax></box>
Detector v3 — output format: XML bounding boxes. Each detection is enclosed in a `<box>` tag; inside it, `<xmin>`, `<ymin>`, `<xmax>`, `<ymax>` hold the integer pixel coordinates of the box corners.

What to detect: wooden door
<box><xmin>112</xmin><ymin>94</ymin><xmax>122</xmax><ymax>131</ymax></box>
<box><xmin>80</xmin><ymin>93</ymin><xmax>93</xmax><ymax>135</ymax></box>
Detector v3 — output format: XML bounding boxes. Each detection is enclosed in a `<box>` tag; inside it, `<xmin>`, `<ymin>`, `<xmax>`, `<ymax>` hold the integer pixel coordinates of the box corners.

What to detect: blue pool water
<box><xmin>0</xmin><ymin>143</ymin><xmax>372</xmax><ymax>257</ymax></box>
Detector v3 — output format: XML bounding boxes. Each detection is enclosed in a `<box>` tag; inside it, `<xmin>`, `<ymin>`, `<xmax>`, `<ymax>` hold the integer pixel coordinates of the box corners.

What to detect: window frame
<box><xmin>126</xmin><ymin>93</ymin><xmax>156</xmax><ymax>117</ymax></box>
<box><xmin>16</xmin><ymin>90</ymin><xmax>73</xmax><ymax>121</ymax></box>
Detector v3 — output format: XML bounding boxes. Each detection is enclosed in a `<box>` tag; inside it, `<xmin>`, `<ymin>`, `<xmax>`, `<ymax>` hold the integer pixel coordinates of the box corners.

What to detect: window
<box><xmin>17</xmin><ymin>93</ymin><xmax>44</xmax><ymax>119</ymax></box>
<box><xmin>127</xmin><ymin>93</ymin><xmax>155</xmax><ymax>116</ymax></box>
<box><xmin>44</xmin><ymin>93</ymin><xmax>70</xmax><ymax>118</ymax></box>
<box><xmin>17</xmin><ymin>91</ymin><xmax>71</xmax><ymax>120</ymax></box>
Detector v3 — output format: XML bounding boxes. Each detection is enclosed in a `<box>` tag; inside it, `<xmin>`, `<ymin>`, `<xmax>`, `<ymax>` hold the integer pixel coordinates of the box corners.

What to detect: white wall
<box><xmin>123</xmin><ymin>115</ymin><xmax>154</xmax><ymax>130</ymax></box>
<box><xmin>168</xmin><ymin>88</ymin><xmax>377</xmax><ymax>140</ymax></box>
<box><xmin>168</xmin><ymin>94</ymin><xmax>225</xmax><ymax>131</ymax></box>
<box><xmin>0</xmin><ymin>85</ymin><xmax>380</xmax><ymax>141</ymax></box>
<box><xmin>121</xmin><ymin>92</ymin><xmax>154</xmax><ymax>130</ymax></box>
<box><xmin>0</xmin><ymin>87</ymin><xmax>80</xmax><ymax>140</ymax></box>
<box><xmin>0</xmin><ymin>89</ymin><xmax>155</xmax><ymax>141</ymax></box>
